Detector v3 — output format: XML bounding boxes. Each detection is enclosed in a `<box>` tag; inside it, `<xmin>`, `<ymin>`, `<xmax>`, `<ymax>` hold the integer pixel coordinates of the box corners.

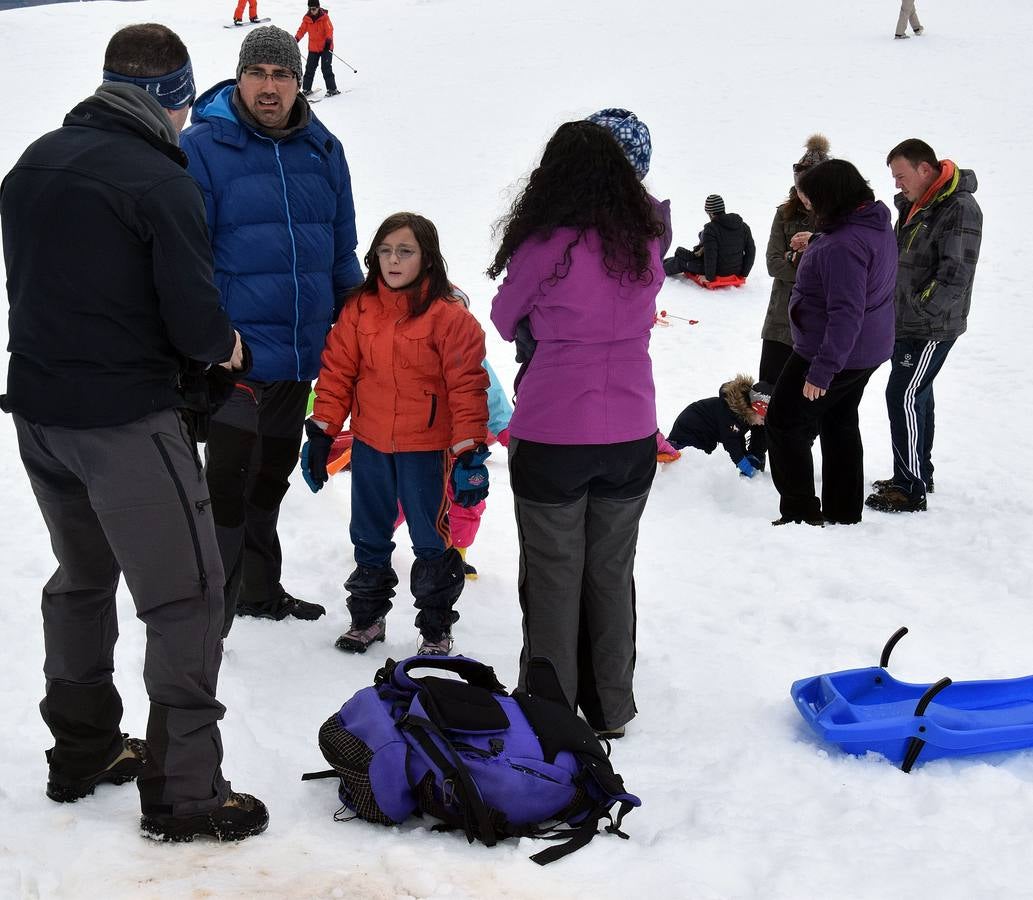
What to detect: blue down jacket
<box><xmin>180</xmin><ymin>81</ymin><xmax>363</xmax><ymax>381</ymax></box>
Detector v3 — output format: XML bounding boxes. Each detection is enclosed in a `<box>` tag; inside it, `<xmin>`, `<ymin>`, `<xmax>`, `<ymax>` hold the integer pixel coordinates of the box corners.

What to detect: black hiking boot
<box><xmin>237</xmin><ymin>589</ymin><xmax>326</xmax><ymax>621</ymax></box>
<box><xmin>865</xmin><ymin>487</ymin><xmax>927</xmax><ymax>513</ymax></box>
<box><xmin>140</xmin><ymin>791</ymin><xmax>269</xmax><ymax>843</ymax></box>
<box><xmin>872</xmin><ymin>477</ymin><xmax>933</xmax><ymax>494</ymax></box>
<box><xmin>46</xmin><ymin>735</ymin><xmax>148</xmax><ymax>803</ymax></box>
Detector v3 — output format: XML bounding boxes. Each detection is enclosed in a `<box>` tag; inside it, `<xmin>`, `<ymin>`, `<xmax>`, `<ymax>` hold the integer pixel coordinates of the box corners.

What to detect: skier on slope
<box><xmin>296</xmin><ymin>4</ymin><xmax>340</xmax><ymax>97</ymax></box>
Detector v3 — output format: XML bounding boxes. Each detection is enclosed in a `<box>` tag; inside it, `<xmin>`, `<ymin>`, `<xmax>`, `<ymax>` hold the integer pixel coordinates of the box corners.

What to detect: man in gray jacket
<box><xmin>866</xmin><ymin>139</ymin><xmax>982</xmax><ymax>513</ymax></box>
<box><xmin>1</xmin><ymin>24</ymin><xmax>267</xmax><ymax>841</ymax></box>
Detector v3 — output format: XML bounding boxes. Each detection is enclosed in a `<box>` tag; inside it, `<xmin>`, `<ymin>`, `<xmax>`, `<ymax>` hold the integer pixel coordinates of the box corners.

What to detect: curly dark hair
<box><xmin>797</xmin><ymin>160</ymin><xmax>875</xmax><ymax>231</ymax></box>
<box><xmin>346</xmin><ymin>212</ymin><xmax>454</xmax><ymax>318</ymax></box>
<box><xmin>487</xmin><ymin>121</ymin><xmax>664</xmax><ymax>283</ymax></box>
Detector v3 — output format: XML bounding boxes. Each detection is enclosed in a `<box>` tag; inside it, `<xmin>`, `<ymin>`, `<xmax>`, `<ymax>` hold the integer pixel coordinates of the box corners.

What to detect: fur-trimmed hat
<box><xmin>236</xmin><ymin>25</ymin><xmax>303</xmax><ymax>83</ymax></box>
<box><xmin>704</xmin><ymin>194</ymin><xmax>725</xmax><ymax>216</ymax></box>
<box><xmin>586</xmin><ymin>108</ymin><xmax>652</xmax><ymax>179</ymax></box>
<box><xmin>749</xmin><ymin>381</ymin><xmax>774</xmax><ymax>417</ymax></box>
<box><xmin>795</xmin><ymin>134</ymin><xmax>831</xmax><ymax>172</ymax></box>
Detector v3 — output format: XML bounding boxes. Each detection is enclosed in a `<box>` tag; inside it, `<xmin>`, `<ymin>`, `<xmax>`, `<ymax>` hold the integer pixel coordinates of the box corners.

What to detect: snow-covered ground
<box><xmin>2</xmin><ymin>0</ymin><xmax>1032</xmax><ymax>897</ymax></box>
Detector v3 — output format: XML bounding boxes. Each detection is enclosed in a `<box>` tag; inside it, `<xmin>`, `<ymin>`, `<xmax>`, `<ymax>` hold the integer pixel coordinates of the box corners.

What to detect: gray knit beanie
<box><xmin>704</xmin><ymin>194</ymin><xmax>725</xmax><ymax>216</ymax></box>
<box><xmin>236</xmin><ymin>26</ymin><xmax>303</xmax><ymax>83</ymax></box>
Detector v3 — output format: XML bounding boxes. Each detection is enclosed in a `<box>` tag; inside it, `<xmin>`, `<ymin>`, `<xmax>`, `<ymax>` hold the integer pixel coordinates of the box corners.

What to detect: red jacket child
<box><xmin>296</xmin><ymin>5</ymin><xmax>334</xmax><ymax>53</ymax></box>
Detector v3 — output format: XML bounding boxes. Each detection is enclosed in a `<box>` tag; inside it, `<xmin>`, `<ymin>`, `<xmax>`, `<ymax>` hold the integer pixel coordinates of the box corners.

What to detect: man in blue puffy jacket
<box><xmin>180</xmin><ymin>26</ymin><xmax>363</xmax><ymax>631</ymax></box>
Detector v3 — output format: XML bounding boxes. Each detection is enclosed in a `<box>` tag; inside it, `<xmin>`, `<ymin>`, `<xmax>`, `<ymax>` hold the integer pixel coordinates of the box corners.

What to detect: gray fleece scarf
<box><xmin>92</xmin><ymin>82</ymin><xmax>179</xmax><ymax>147</ymax></box>
<box><xmin>231</xmin><ymin>86</ymin><xmax>311</xmax><ymax>140</ymax></box>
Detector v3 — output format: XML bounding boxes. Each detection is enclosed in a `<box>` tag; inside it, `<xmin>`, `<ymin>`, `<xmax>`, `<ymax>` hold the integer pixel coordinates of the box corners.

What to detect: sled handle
<box><xmin>901</xmin><ymin>676</ymin><xmax>953</xmax><ymax>773</ymax></box>
<box><xmin>880</xmin><ymin>627</ymin><xmax>909</xmax><ymax>669</ymax></box>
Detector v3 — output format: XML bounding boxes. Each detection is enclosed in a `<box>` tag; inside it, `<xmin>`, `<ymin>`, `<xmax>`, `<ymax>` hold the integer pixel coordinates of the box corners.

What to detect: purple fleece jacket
<box><xmin>789</xmin><ymin>200</ymin><xmax>897</xmax><ymax>389</ymax></box>
<box><xmin>490</xmin><ymin>227</ymin><xmax>663</xmax><ymax>444</ymax></box>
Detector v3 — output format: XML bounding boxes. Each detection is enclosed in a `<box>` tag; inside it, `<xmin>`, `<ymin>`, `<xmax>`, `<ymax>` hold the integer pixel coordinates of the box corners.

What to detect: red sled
<box><xmin>685</xmin><ymin>273</ymin><xmax>746</xmax><ymax>290</ymax></box>
<box><xmin>327</xmin><ymin>431</ymin><xmax>354</xmax><ymax>475</ymax></box>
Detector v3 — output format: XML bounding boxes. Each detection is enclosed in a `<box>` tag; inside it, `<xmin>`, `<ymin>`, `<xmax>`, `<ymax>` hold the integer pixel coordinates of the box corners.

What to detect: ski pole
<box><xmin>659</xmin><ymin>310</ymin><xmax>699</xmax><ymax>325</ymax></box>
<box><xmin>332</xmin><ymin>51</ymin><xmax>357</xmax><ymax>74</ymax></box>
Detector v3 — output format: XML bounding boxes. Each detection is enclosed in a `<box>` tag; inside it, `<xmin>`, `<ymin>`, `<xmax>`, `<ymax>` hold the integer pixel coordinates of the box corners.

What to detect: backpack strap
<box><xmin>300</xmin><ymin>769</ymin><xmax>339</xmax><ymax>781</ymax></box>
<box><xmin>392</xmin><ymin>655</ymin><xmax>507</xmax><ymax>695</ymax></box>
<box><xmin>398</xmin><ymin>712</ymin><xmax>498</xmax><ymax>847</ymax></box>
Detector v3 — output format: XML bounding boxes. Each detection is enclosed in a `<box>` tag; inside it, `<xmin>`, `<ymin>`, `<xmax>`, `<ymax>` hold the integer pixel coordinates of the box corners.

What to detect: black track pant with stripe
<box><xmin>885</xmin><ymin>338</ymin><xmax>956</xmax><ymax>499</ymax></box>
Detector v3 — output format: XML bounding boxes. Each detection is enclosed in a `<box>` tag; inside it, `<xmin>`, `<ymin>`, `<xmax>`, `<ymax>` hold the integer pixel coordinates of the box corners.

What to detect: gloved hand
<box><xmin>746</xmin><ymin>454</ymin><xmax>764</xmax><ymax>472</ymax></box>
<box><xmin>451</xmin><ymin>444</ymin><xmax>490</xmax><ymax>507</ymax></box>
<box><xmin>736</xmin><ymin>456</ymin><xmax>757</xmax><ymax>479</ymax></box>
<box><xmin>301</xmin><ymin>418</ymin><xmax>333</xmax><ymax>493</ymax></box>
<box><xmin>324</xmin><ymin>39</ymin><xmax>333</xmax><ymax>52</ymax></box>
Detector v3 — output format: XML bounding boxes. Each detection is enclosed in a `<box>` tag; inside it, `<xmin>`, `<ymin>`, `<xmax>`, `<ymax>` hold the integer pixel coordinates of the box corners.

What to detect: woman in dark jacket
<box><xmin>765</xmin><ymin>160</ymin><xmax>897</xmax><ymax>526</ymax></box>
<box><xmin>750</xmin><ymin>135</ymin><xmax>829</xmax><ymax>468</ymax></box>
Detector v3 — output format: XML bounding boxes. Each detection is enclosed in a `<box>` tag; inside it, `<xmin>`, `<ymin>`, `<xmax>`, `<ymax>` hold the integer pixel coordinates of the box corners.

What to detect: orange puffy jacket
<box><xmin>296</xmin><ymin>9</ymin><xmax>334</xmax><ymax>54</ymax></box>
<box><xmin>312</xmin><ymin>281</ymin><xmax>489</xmax><ymax>454</ymax></box>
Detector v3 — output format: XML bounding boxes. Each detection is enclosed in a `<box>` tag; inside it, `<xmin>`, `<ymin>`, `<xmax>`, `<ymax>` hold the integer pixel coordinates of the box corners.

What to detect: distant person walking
<box><xmin>296</xmin><ymin>4</ymin><xmax>340</xmax><ymax>97</ymax></box>
<box><xmin>895</xmin><ymin>1</ymin><xmax>924</xmax><ymax>39</ymax></box>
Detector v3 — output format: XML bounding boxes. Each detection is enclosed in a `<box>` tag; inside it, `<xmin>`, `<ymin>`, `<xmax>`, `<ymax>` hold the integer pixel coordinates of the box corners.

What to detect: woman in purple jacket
<box><xmin>488</xmin><ymin>120</ymin><xmax>666</xmax><ymax>738</ymax></box>
<box><xmin>766</xmin><ymin>160</ymin><xmax>897</xmax><ymax>526</ymax></box>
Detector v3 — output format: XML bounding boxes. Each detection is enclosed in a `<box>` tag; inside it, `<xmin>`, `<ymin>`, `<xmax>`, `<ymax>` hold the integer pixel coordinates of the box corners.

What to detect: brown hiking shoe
<box><xmin>46</xmin><ymin>735</ymin><xmax>148</xmax><ymax>803</ymax></box>
<box><xmin>140</xmin><ymin>791</ymin><xmax>269</xmax><ymax>843</ymax></box>
<box><xmin>865</xmin><ymin>487</ymin><xmax>927</xmax><ymax>513</ymax></box>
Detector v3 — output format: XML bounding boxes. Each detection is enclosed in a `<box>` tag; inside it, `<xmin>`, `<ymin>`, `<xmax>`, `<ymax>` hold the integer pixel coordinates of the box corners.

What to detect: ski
<box><xmin>224</xmin><ymin>17</ymin><xmax>271</xmax><ymax>28</ymax></box>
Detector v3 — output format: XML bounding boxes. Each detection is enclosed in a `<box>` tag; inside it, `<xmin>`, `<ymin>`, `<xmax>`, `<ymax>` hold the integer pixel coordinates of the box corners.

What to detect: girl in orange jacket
<box><xmin>296</xmin><ymin>4</ymin><xmax>339</xmax><ymax>96</ymax></box>
<box><xmin>302</xmin><ymin>212</ymin><xmax>490</xmax><ymax>656</ymax></box>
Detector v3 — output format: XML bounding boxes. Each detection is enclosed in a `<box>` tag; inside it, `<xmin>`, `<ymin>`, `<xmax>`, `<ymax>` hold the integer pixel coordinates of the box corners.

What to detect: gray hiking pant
<box><xmin>896</xmin><ymin>0</ymin><xmax>922</xmax><ymax>34</ymax></box>
<box><xmin>14</xmin><ymin>409</ymin><xmax>230</xmax><ymax>816</ymax></box>
<box><xmin>514</xmin><ymin>490</ymin><xmax>649</xmax><ymax>731</ymax></box>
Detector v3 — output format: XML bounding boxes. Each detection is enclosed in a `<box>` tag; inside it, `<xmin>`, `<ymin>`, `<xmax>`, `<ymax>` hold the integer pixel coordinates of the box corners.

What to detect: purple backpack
<box><xmin>304</xmin><ymin>655</ymin><xmax>640</xmax><ymax>865</ymax></box>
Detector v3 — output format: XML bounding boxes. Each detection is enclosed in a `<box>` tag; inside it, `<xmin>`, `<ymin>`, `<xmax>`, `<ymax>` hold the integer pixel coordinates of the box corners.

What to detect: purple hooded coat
<box><xmin>491</xmin><ymin>227</ymin><xmax>663</xmax><ymax>444</ymax></box>
<box><xmin>789</xmin><ymin>200</ymin><xmax>897</xmax><ymax>389</ymax></box>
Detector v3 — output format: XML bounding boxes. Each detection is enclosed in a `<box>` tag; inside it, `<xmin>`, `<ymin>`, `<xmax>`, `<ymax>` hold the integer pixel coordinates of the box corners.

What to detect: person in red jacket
<box><xmin>296</xmin><ymin>4</ymin><xmax>339</xmax><ymax>96</ymax></box>
<box><xmin>301</xmin><ymin>212</ymin><xmax>490</xmax><ymax>656</ymax></box>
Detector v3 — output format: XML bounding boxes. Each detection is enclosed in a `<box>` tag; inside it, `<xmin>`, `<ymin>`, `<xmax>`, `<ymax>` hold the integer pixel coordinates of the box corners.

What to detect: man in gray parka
<box><xmin>866</xmin><ymin>138</ymin><xmax>982</xmax><ymax>514</ymax></box>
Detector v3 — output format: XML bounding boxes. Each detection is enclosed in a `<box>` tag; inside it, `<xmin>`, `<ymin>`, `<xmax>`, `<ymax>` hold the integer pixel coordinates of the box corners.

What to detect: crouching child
<box><xmin>666</xmin><ymin>376</ymin><xmax>771</xmax><ymax>477</ymax></box>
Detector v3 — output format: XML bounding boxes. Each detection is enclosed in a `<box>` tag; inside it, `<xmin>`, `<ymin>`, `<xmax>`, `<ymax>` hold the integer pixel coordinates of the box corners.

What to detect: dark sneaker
<box><xmin>865</xmin><ymin>488</ymin><xmax>927</xmax><ymax>513</ymax></box>
<box><xmin>335</xmin><ymin>617</ymin><xmax>386</xmax><ymax>653</ymax></box>
<box><xmin>237</xmin><ymin>590</ymin><xmax>326</xmax><ymax>621</ymax></box>
<box><xmin>140</xmin><ymin>791</ymin><xmax>269</xmax><ymax>843</ymax></box>
<box><xmin>771</xmin><ymin>515</ymin><xmax>824</xmax><ymax>527</ymax></box>
<box><xmin>302</xmin><ymin>88</ymin><xmax>315</xmax><ymax>96</ymax></box>
<box><xmin>326</xmin><ymin>89</ymin><xmax>342</xmax><ymax>97</ymax></box>
<box><xmin>417</xmin><ymin>632</ymin><xmax>454</xmax><ymax>656</ymax></box>
<box><xmin>47</xmin><ymin>735</ymin><xmax>148</xmax><ymax>803</ymax></box>
<box><xmin>873</xmin><ymin>477</ymin><xmax>933</xmax><ymax>494</ymax></box>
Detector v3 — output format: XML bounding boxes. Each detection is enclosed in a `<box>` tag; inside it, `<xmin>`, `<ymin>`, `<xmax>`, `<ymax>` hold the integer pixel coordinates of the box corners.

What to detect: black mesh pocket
<box><xmin>318</xmin><ymin>714</ymin><xmax>395</xmax><ymax>825</ymax></box>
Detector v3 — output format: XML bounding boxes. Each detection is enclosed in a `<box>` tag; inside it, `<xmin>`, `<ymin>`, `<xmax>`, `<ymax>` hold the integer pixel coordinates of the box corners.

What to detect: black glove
<box><xmin>450</xmin><ymin>444</ymin><xmax>490</xmax><ymax>507</ymax></box>
<box><xmin>301</xmin><ymin>418</ymin><xmax>333</xmax><ymax>493</ymax></box>
<box><xmin>324</xmin><ymin>39</ymin><xmax>333</xmax><ymax>52</ymax></box>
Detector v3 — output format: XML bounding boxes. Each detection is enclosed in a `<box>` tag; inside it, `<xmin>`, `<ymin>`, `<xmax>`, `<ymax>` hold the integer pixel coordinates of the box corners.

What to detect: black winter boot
<box><xmin>141</xmin><ymin>791</ymin><xmax>269</xmax><ymax>842</ymax></box>
<box><xmin>46</xmin><ymin>735</ymin><xmax>148</xmax><ymax>803</ymax></box>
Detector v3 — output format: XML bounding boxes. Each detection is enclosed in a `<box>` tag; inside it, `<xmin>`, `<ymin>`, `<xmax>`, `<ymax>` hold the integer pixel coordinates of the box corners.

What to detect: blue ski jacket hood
<box><xmin>180</xmin><ymin>80</ymin><xmax>362</xmax><ymax>382</ymax></box>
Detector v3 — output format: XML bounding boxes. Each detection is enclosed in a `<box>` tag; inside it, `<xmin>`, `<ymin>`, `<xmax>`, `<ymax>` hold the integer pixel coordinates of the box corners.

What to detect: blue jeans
<box><xmin>885</xmin><ymin>338</ymin><xmax>955</xmax><ymax>497</ymax></box>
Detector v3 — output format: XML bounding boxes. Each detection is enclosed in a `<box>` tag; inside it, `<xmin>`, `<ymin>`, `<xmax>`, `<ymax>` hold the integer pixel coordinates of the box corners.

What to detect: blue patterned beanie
<box><xmin>586</xmin><ymin>108</ymin><xmax>652</xmax><ymax>179</ymax></box>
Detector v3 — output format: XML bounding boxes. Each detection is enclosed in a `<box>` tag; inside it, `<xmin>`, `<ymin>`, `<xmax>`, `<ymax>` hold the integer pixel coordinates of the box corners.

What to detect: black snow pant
<box><xmin>303</xmin><ymin>50</ymin><xmax>338</xmax><ymax>93</ymax></box>
<box><xmin>205</xmin><ymin>378</ymin><xmax>310</xmax><ymax>635</ymax></box>
<box><xmin>766</xmin><ymin>352</ymin><xmax>878</xmax><ymax>525</ymax></box>
<box><xmin>14</xmin><ymin>409</ymin><xmax>230</xmax><ymax>817</ymax></box>
<box><xmin>509</xmin><ymin>435</ymin><xmax>656</xmax><ymax>732</ymax></box>
<box><xmin>748</xmin><ymin>338</ymin><xmax>794</xmax><ymax>463</ymax></box>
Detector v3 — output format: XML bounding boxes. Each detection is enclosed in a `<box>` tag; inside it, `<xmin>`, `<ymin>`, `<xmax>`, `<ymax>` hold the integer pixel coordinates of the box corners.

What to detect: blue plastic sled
<box><xmin>791</xmin><ymin>628</ymin><xmax>1033</xmax><ymax>771</ymax></box>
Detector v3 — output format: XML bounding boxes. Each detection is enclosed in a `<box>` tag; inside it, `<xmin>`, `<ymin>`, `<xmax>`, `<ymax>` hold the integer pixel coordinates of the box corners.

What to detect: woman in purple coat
<box><xmin>488</xmin><ymin>121</ymin><xmax>666</xmax><ymax>738</ymax></box>
<box><xmin>766</xmin><ymin>160</ymin><xmax>897</xmax><ymax>526</ymax></box>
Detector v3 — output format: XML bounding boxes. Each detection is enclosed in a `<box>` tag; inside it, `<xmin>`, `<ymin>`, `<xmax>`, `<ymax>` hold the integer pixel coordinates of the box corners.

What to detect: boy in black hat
<box><xmin>663</xmin><ymin>194</ymin><xmax>756</xmax><ymax>284</ymax></box>
<box><xmin>666</xmin><ymin>376</ymin><xmax>771</xmax><ymax>477</ymax></box>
